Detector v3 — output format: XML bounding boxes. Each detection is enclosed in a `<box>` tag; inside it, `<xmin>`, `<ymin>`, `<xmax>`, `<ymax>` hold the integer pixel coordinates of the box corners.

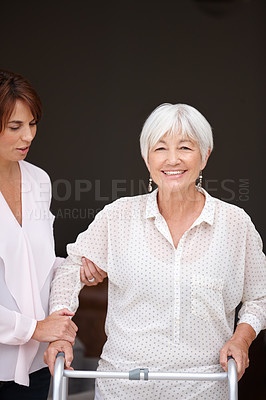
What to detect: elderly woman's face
<box><xmin>147</xmin><ymin>132</ymin><xmax>208</xmax><ymax>194</ymax></box>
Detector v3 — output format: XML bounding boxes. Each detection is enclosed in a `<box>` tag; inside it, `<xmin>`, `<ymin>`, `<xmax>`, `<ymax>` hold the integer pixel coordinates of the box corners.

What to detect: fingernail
<box><xmin>66</xmin><ymin>361</ymin><xmax>71</xmax><ymax>367</ymax></box>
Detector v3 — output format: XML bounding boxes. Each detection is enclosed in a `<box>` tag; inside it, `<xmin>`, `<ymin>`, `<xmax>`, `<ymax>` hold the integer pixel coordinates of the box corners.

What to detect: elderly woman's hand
<box><xmin>219</xmin><ymin>323</ymin><xmax>256</xmax><ymax>381</ymax></box>
<box><xmin>220</xmin><ymin>337</ymin><xmax>249</xmax><ymax>381</ymax></box>
<box><xmin>43</xmin><ymin>340</ymin><xmax>73</xmax><ymax>376</ymax></box>
<box><xmin>80</xmin><ymin>257</ymin><xmax>107</xmax><ymax>286</ymax></box>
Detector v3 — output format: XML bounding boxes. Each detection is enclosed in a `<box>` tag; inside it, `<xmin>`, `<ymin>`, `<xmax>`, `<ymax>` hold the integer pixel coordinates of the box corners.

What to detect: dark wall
<box><xmin>1</xmin><ymin>0</ymin><xmax>265</xmax><ymax>254</ymax></box>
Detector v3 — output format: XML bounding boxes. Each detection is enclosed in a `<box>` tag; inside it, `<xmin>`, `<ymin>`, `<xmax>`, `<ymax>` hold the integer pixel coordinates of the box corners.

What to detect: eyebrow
<box><xmin>8</xmin><ymin>117</ymin><xmax>36</xmax><ymax>124</ymax></box>
<box><xmin>8</xmin><ymin>120</ymin><xmax>23</xmax><ymax>124</ymax></box>
<box><xmin>179</xmin><ymin>138</ymin><xmax>193</xmax><ymax>143</ymax></box>
<box><xmin>157</xmin><ymin>138</ymin><xmax>194</xmax><ymax>144</ymax></box>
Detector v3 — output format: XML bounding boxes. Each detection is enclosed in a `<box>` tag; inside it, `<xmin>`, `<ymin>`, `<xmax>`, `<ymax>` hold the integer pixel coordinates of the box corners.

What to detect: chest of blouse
<box><xmin>103</xmin><ymin>200</ymin><xmax>246</xmax><ymax>319</ymax></box>
<box><xmin>0</xmin><ymin>161</ymin><xmax>56</xmax><ymax>317</ymax></box>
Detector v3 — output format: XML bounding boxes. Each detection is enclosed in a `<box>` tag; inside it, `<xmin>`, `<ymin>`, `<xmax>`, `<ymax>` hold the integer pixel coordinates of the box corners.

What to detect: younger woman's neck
<box><xmin>0</xmin><ymin>160</ymin><xmax>19</xmax><ymax>180</ymax></box>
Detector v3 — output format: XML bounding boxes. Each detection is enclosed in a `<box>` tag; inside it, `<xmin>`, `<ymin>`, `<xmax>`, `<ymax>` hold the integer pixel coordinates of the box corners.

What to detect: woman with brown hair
<box><xmin>0</xmin><ymin>69</ymin><xmax>80</xmax><ymax>399</ymax></box>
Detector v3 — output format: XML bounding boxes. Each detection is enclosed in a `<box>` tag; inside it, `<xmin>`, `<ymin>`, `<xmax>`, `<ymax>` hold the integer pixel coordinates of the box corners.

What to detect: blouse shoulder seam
<box><xmin>20</xmin><ymin>160</ymin><xmax>51</xmax><ymax>183</ymax></box>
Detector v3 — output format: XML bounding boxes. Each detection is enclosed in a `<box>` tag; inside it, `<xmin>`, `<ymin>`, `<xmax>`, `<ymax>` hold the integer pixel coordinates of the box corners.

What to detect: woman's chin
<box><xmin>159</xmin><ymin>180</ymin><xmax>184</xmax><ymax>192</ymax></box>
<box><xmin>158</xmin><ymin>180</ymin><xmax>198</xmax><ymax>198</ymax></box>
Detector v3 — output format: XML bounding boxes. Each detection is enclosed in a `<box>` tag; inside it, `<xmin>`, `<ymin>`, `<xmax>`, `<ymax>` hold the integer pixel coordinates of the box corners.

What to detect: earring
<box><xmin>148</xmin><ymin>177</ymin><xmax>153</xmax><ymax>193</ymax></box>
<box><xmin>196</xmin><ymin>171</ymin><xmax>203</xmax><ymax>189</ymax></box>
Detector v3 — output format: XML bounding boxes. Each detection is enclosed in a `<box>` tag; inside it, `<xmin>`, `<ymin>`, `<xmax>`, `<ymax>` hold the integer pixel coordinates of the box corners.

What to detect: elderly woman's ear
<box><xmin>201</xmin><ymin>148</ymin><xmax>211</xmax><ymax>171</ymax></box>
<box><xmin>143</xmin><ymin>156</ymin><xmax>150</xmax><ymax>173</ymax></box>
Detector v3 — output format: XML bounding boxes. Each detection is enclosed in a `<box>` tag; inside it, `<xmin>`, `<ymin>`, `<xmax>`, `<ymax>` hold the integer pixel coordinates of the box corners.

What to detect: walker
<box><xmin>53</xmin><ymin>352</ymin><xmax>238</xmax><ymax>399</ymax></box>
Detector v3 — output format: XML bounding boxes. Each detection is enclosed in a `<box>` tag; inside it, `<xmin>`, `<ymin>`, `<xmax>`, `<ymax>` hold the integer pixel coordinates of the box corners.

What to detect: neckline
<box><xmin>0</xmin><ymin>161</ymin><xmax>23</xmax><ymax>228</ymax></box>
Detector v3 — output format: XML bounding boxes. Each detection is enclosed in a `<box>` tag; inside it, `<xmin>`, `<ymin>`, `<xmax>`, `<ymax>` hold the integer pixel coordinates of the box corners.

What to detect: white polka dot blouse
<box><xmin>50</xmin><ymin>189</ymin><xmax>266</xmax><ymax>399</ymax></box>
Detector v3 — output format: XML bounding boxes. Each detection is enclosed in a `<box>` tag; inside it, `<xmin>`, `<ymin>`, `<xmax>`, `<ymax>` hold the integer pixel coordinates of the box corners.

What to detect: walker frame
<box><xmin>53</xmin><ymin>352</ymin><xmax>238</xmax><ymax>399</ymax></box>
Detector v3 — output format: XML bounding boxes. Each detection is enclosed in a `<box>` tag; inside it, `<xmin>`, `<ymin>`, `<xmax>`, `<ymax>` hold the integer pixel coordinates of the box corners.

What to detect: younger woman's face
<box><xmin>0</xmin><ymin>100</ymin><xmax>37</xmax><ymax>166</ymax></box>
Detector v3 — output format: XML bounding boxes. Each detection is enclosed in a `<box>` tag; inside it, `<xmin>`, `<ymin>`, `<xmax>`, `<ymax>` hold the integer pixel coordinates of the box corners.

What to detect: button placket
<box><xmin>173</xmin><ymin>236</ymin><xmax>185</xmax><ymax>343</ymax></box>
<box><xmin>154</xmin><ymin>214</ymin><xmax>174</xmax><ymax>247</ymax></box>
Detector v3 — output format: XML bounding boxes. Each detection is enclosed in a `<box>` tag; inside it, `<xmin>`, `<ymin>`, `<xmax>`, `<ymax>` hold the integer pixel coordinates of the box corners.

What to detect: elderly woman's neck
<box><xmin>157</xmin><ymin>186</ymin><xmax>205</xmax><ymax>220</ymax></box>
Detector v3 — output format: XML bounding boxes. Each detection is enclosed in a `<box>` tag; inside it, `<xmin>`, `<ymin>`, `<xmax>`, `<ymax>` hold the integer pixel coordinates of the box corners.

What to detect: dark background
<box><xmin>1</xmin><ymin>0</ymin><xmax>265</xmax><ymax>398</ymax></box>
<box><xmin>1</xmin><ymin>0</ymin><xmax>265</xmax><ymax>251</ymax></box>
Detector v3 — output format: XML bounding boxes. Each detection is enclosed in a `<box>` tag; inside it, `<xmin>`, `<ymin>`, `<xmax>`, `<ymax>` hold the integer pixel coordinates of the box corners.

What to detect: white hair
<box><xmin>140</xmin><ymin>103</ymin><xmax>213</xmax><ymax>163</ymax></box>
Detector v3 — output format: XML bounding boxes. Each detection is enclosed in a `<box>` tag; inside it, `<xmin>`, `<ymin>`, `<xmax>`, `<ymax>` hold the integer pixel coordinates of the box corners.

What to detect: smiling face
<box><xmin>146</xmin><ymin>132</ymin><xmax>209</xmax><ymax>196</ymax></box>
<box><xmin>0</xmin><ymin>100</ymin><xmax>37</xmax><ymax>167</ymax></box>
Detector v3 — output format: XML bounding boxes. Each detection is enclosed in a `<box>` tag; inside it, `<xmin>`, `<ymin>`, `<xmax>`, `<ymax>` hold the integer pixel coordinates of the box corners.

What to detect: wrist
<box><xmin>31</xmin><ymin>320</ymin><xmax>41</xmax><ymax>341</ymax></box>
<box><xmin>231</xmin><ymin>323</ymin><xmax>256</xmax><ymax>348</ymax></box>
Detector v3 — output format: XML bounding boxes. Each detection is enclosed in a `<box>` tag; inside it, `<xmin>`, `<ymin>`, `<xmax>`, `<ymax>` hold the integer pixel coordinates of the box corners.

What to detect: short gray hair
<box><xmin>140</xmin><ymin>103</ymin><xmax>213</xmax><ymax>162</ymax></box>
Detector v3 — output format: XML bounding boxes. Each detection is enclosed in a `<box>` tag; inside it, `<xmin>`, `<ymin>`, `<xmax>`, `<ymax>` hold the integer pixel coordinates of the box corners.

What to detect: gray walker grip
<box><xmin>129</xmin><ymin>368</ymin><xmax>149</xmax><ymax>380</ymax></box>
<box><xmin>56</xmin><ymin>352</ymin><xmax>65</xmax><ymax>358</ymax></box>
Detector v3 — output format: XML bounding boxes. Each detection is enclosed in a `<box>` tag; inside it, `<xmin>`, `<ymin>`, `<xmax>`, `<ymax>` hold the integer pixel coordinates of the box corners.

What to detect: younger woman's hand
<box><xmin>32</xmin><ymin>309</ymin><xmax>78</xmax><ymax>344</ymax></box>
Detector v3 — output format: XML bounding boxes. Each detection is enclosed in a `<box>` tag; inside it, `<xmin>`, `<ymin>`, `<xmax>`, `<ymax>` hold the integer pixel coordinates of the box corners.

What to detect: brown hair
<box><xmin>0</xmin><ymin>69</ymin><xmax>42</xmax><ymax>132</ymax></box>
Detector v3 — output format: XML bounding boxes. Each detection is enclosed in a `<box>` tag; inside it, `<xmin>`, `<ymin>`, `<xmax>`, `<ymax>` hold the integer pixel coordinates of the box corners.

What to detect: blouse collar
<box><xmin>145</xmin><ymin>187</ymin><xmax>215</xmax><ymax>226</ymax></box>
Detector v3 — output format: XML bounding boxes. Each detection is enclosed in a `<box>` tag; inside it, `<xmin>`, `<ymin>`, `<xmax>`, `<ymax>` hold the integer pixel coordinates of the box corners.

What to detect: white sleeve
<box><xmin>49</xmin><ymin>256</ymin><xmax>84</xmax><ymax>314</ymax></box>
<box><xmin>52</xmin><ymin>257</ymin><xmax>65</xmax><ymax>276</ymax></box>
<box><xmin>238</xmin><ymin>216</ymin><xmax>266</xmax><ymax>336</ymax></box>
<box><xmin>0</xmin><ymin>305</ymin><xmax>37</xmax><ymax>345</ymax></box>
<box><xmin>49</xmin><ymin>207</ymin><xmax>109</xmax><ymax>314</ymax></box>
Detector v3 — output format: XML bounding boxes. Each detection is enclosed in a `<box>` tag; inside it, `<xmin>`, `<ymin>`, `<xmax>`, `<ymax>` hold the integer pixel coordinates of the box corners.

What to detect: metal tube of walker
<box><xmin>227</xmin><ymin>357</ymin><xmax>238</xmax><ymax>400</ymax></box>
<box><xmin>53</xmin><ymin>352</ymin><xmax>66</xmax><ymax>400</ymax></box>
<box><xmin>53</xmin><ymin>353</ymin><xmax>238</xmax><ymax>400</ymax></box>
<box><xmin>63</xmin><ymin>369</ymin><xmax>228</xmax><ymax>381</ymax></box>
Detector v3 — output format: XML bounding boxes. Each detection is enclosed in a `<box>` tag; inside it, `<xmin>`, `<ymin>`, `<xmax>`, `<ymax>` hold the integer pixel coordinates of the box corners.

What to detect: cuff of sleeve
<box><xmin>49</xmin><ymin>305</ymin><xmax>73</xmax><ymax>314</ymax></box>
<box><xmin>14</xmin><ymin>312</ymin><xmax>37</xmax><ymax>344</ymax></box>
<box><xmin>237</xmin><ymin>313</ymin><xmax>261</xmax><ymax>337</ymax></box>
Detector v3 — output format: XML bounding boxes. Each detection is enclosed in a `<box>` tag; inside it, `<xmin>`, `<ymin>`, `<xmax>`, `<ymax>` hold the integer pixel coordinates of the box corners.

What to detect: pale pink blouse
<box><xmin>0</xmin><ymin>160</ymin><xmax>59</xmax><ymax>386</ymax></box>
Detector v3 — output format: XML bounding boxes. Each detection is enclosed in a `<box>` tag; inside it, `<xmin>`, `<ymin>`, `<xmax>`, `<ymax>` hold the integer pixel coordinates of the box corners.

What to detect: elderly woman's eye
<box><xmin>155</xmin><ymin>147</ymin><xmax>166</xmax><ymax>151</ymax></box>
<box><xmin>180</xmin><ymin>146</ymin><xmax>191</xmax><ymax>150</ymax></box>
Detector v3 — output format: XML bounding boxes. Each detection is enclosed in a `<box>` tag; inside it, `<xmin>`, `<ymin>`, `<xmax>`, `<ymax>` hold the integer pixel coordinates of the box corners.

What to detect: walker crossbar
<box><xmin>53</xmin><ymin>352</ymin><xmax>238</xmax><ymax>400</ymax></box>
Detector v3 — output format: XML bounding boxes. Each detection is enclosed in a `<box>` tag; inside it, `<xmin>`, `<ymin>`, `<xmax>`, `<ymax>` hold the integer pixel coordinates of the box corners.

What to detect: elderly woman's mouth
<box><xmin>162</xmin><ymin>170</ymin><xmax>185</xmax><ymax>175</ymax></box>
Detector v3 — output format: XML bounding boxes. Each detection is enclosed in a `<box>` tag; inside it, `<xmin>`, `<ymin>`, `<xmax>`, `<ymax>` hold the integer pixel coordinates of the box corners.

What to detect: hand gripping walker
<box><xmin>53</xmin><ymin>352</ymin><xmax>238</xmax><ymax>400</ymax></box>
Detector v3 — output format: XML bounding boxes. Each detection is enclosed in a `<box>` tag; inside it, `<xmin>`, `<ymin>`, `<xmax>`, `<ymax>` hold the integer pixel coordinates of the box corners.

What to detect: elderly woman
<box><xmin>45</xmin><ymin>103</ymin><xmax>266</xmax><ymax>400</ymax></box>
<box><xmin>0</xmin><ymin>70</ymin><xmax>100</xmax><ymax>399</ymax></box>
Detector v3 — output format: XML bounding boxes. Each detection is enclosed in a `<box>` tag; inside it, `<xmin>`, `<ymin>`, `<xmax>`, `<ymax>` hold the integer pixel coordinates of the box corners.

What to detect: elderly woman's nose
<box><xmin>167</xmin><ymin>149</ymin><xmax>180</xmax><ymax>164</ymax></box>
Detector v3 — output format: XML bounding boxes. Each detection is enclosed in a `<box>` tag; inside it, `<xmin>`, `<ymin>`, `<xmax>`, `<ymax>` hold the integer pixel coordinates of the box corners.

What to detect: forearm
<box><xmin>49</xmin><ymin>214</ymin><xmax>109</xmax><ymax>313</ymax></box>
<box><xmin>49</xmin><ymin>255</ymin><xmax>84</xmax><ymax>314</ymax></box>
<box><xmin>230</xmin><ymin>322</ymin><xmax>256</xmax><ymax>348</ymax></box>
